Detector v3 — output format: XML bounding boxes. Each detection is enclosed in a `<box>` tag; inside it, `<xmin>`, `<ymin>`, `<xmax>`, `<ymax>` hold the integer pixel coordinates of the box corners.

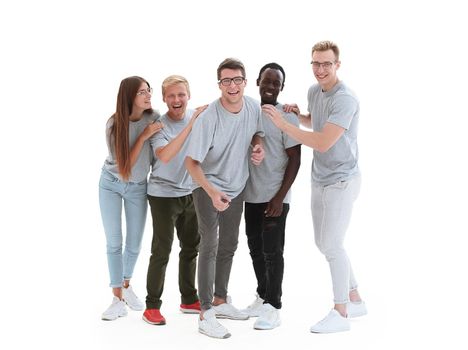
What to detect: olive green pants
<box><xmin>145</xmin><ymin>194</ymin><xmax>200</xmax><ymax>309</ymax></box>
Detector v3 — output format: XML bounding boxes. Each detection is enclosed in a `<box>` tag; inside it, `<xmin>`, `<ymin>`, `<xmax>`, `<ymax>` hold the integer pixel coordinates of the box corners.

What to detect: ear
<box><xmin>335</xmin><ymin>60</ymin><xmax>341</xmax><ymax>70</ymax></box>
<box><xmin>256</xmin><ymin>79</ymin><xmax>260</xmax><ymax>87</ymax></box>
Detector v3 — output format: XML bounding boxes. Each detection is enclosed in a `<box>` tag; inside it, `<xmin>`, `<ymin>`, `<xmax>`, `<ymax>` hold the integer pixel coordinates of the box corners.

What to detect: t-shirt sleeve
<box><xmin>255</xmin><ymin>104</ymin><xmax>265</xmax><ymax>137</ymax></box>
<box><xmin>149</xmin><ymin>129</ymin><xmax>169</xmax><ymax>154</ymax></box>
<box><xmin>307</xmin><ymin>86</ymin><xmax>314</xmax><ymax>114</ymax></box>
<box><xmin>327</xmin><ymin>94</ymin><xmax>358</xmax><ymax>130</ymax></box>
<box><xmin>283</xmin><ymin>112</ymin><xmax>301</xmax><ymax>149</ymax></box>
<box><xmin>185</xmin><ymin>113</ymin><xmax>214</xmax><ymax>163</ymax></box>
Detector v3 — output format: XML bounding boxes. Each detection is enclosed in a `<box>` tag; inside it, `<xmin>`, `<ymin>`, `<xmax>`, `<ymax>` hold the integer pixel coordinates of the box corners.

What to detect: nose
<box><xmin>266</xmin><ymin>81</ymin><xmax>275</xmax><ymax>89</ymax></box>
<box><xmin>316</xmin><ymin>64</ymin><xmax>325</xmax><ymax>72</ymax></box>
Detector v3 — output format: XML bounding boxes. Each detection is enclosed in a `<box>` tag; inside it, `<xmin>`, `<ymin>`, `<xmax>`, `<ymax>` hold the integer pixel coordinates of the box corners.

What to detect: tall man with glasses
<box><xmin>264</xmin><ymin>41</ymin><xmax>367</xmax><ymax>333</ymax></box>
<box><xmin>185</xmin><ymin>58</ymin><xmax>265</xmax><ymax>339</ymax></box>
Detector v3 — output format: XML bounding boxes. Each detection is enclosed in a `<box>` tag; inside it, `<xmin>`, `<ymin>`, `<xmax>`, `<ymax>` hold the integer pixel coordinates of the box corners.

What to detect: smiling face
<box><xmin>218</xmin><ymin>68</ymin><xmax>246</xmax><ymax>112</ymax></box>
<box><xmin>311</xmin><ymin>49</ymin><xmax>340</xmax><ymax>91</ymax></box>
<box><xmin>163</xmin><ymin>83</ymin><xmax>190</xmax><ymax>120</ymax></box>
<box><xmin>133</xmin><ymin>82</ymin><xmax>152</xmax><ymax>115</ymax></box>
<box><xmin>258</xmin><ymin>68</ymin><xmax>284</xmax><ymax>105</ymax></box>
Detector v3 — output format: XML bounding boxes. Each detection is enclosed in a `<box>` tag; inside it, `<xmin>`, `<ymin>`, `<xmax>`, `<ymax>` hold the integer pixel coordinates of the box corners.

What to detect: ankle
<box><xmin>349</xmin><ymin>289</ymin><xmax>361</xmax><ymax>303</ymax></box>
<box><xmin>212</xmin><ymin>297</ymin><xmax>226</xmax><ymax>306</ymax></box>
<box><xmin>334</xmin><ymin>304</ymin><xmax>347</xmax><ymax>317</ymax></box>
<box><xmin>112</xmin><ymin>287</ymin><xmax>123</xmax><ymax>300</ymax></box>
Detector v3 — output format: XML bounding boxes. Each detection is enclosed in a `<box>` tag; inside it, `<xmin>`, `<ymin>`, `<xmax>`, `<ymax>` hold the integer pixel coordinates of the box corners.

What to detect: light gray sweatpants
<box><xmin>312</xmin><ymin>175</ymin><xmax>361</xmax><ymax>304</ymax></box>
<box><xmin>192</xmin><ymin>187</ymin><xmax>244</xmax><ymax>311</ymax></box>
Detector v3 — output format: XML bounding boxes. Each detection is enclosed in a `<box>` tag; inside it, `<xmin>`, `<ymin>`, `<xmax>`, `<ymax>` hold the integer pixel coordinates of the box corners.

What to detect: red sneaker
<box><xmin>180</xmin><ymin>300</ymin><xmax>201</xmax><ymax>314</ymax></box>
<box><xmin>142</xmin><ymin>309</ymin><xmax>166</xmax><ymax>325</ymax></box>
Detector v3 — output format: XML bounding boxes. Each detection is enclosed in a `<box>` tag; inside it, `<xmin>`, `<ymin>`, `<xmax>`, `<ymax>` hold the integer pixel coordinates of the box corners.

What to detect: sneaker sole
<box><xmin>101</xmin><ymin>310</ymin><xmax>128</xmax><ymax>321</ymax></box>
<box><xmin>310</xmin><ymin>327</ymin><xmax>350</xmax><ymax>333</ymax></box>
<box><xmin>199</xmin><ymin>328</ymin><xmax>231</xmax><ymax>339</ymax></box>
<box><xmin>180</xmin><ymin>308</ymin><xmax>201</xmax><ymax>314</ymax></box>
<box><xmin>215</xmin><ymin>314</ymin><xmax>249</xmax><ymax>320</ymax></box>
<box><xmin>254</xmin><ymin>321</ymin><xmax>281</xmax><ymax>330</ymax></box>
<box><xmin>142</xmin><ymin>315</ymin><xmax>166</xmax><ymax>325</ymax></box>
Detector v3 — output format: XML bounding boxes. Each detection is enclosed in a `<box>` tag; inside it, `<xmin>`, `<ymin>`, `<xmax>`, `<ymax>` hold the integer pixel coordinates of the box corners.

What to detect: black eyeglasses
<box><xmin>218</xmin><ymin>76</ymin><xmax>245</xmax><ymax>86</ymax></box>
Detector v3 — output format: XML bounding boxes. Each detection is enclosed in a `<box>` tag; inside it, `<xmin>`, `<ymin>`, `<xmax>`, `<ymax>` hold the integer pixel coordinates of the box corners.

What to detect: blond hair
<box><xmin>312</xmin><ymin>41</ymin><xmax>340</xmax><ymax>61</ymax></box>
<box><xmin>161</xmin><ymin>75</ymin><xmax>190</xmax><ymax>98</ymax></box>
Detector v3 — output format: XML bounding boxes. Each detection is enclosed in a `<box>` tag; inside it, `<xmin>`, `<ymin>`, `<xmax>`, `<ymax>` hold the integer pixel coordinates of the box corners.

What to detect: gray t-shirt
<box><xmin>308</xmin><ymin>81</ymin><xmax>359</xmax><ymax>185</ymax></box>
<box><xmin>186</xmin><ymin>96</ymin><xmax>264</xmax><ymax>198</ymax></box>
<box><xmin>147</xmin><ymin>110</ymin><xmax>194</xmax><ymax>197</ymax></box>
<box><xmin>102</xmin><ymin>110</ymin><xmax>160</xmax><ymax>183</ymax></box>
<box><xmin>243</xmin><ymin>103</ymin><xmax>300</xmax><ymax>203</ymax></box>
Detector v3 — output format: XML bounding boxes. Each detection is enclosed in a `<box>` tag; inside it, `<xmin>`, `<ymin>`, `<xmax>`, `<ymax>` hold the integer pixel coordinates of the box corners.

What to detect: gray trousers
<box><xmin>312</xmin><ymin>175</ymin><xmax>361</xmax><ymax>304</ymax></box>
<box><xmin>192</xmin><ymin>187</ymin><xmax>244</xmax><ymax>310</ymax></box>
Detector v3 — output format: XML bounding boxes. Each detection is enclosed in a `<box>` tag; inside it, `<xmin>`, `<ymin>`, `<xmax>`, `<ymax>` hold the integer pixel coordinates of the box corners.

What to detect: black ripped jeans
<box><xmin>244</xmin><ymin>202</ymin><xmax>289</xmax><ymax>309</ymax></box>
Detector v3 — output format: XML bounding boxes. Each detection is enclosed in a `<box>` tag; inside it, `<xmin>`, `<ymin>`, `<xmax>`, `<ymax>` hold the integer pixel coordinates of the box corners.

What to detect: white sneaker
<box><xmin>253</xmin><ymin>303</ymin><xmax>281</xmax><ymax>330</ymax></box>
<box><xmin>241</xmin><ymin>294</ymin><xmax>265</xmax><ymax>317</ymax></box>
<box><xmin>101</xmin><ymin>296</ymin><xmax>128</xmax><ymax>321</ymax></box>
<box><xmin>198</xmin><ymin>308</ymin><xmax>231</xmax><ymax>339</ymax></box>
<box><xmin>213</xmin><ymin>297</ymin><xmax>249</xmax><ymax>320</ymax></box>
<box><xmin>122</xmin><ymin>285</ymin><xmax>144</xmax><ymax>311</ymax></box>
<box><xmin>310</xmin><ymin>309</ymin><xmax>350</xmax><ymax>333</ymax></box>
<box><xmin>347</xmin><ymin>301</ymin><xmax>367</xmax><ymax>318</ymax></box>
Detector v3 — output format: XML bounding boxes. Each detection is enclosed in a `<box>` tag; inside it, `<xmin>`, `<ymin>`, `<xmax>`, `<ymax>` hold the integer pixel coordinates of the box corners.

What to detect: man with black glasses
<box><xmin>185</xmin><ymin>58</ymin><xmax>265</xmax><ymax>339</ymax></box>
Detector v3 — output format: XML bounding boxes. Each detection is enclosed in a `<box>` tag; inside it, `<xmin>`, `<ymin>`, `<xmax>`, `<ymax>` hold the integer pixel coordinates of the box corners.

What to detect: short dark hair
<box><xmin>257</xmin><ymin>62</ymin><xmax>286</xmax><ymax>88</ymax></box>
<box><xmin>217</xmin><ymin>58</ymin><xmax>246</xmax><ymax>80</ymax></box>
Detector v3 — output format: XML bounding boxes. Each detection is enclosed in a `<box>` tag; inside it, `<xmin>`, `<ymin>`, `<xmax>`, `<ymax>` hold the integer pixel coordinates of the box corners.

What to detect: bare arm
<box><xmin>185</xmin><ymin>156</ymin><xmax>230</xmax><ymax>211</ymax></box>
<box><xmin>298</xmin><ymin>113</ymin><xmax>312</xmax><ymax>129</ymax></box>
<box><xmin>130</xmin><ymin>122</ymin><xmax>164</xmax><ymax>167</ymax></box>
<box><xmin>156</xmin><ymin>105</ymin><xmax>208</xmax><ymax>163</ymax></box>
<box><xmin>264</xmin><ymin>104</ymin><xmax>344</xmax><ymax>153</ymax></box>
<box><xmin>265</xmin><ymin>144</ymin><xmax>301</xmax><ymax>217</ymax></box>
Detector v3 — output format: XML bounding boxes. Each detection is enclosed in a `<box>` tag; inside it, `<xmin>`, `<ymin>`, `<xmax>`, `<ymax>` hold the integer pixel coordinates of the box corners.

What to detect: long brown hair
<box><xmin>110</xmin><ymin>76</ymin><xmax>151</xmax><ymax>180</ymax></box>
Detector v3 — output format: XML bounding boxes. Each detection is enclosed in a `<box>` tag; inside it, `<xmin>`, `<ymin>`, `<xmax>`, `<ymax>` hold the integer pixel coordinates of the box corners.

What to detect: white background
<box><xmin>1</xmin><ymin>0</ymin><xmax>467</xmax><ymax>349</ymax></box>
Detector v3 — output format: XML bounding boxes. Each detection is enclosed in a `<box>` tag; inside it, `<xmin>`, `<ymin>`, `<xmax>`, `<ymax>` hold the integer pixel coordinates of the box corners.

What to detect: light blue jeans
<box><xmin>99</xmin><ymin>170</ymin><xmax>148</xmax><ymax>288</ymax></box>
<box><xmin>312</xmin><ymin>175</ymin><xmax>361</xmax><ymax>304</ymax></box>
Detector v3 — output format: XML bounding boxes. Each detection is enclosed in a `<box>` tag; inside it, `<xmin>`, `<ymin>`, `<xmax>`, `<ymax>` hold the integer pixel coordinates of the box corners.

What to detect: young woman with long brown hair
<box><xmin>99</xmin><ymin>76</ymin><xmax>163</xmax><ymax>321</ymax></box>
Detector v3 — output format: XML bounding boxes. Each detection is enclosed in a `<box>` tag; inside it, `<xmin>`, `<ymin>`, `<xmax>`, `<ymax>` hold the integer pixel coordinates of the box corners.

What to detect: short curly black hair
<box><xmin>256</xmin><ymin>62</ymin><xmax>286</xmax><ymax>88</ymax></box>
